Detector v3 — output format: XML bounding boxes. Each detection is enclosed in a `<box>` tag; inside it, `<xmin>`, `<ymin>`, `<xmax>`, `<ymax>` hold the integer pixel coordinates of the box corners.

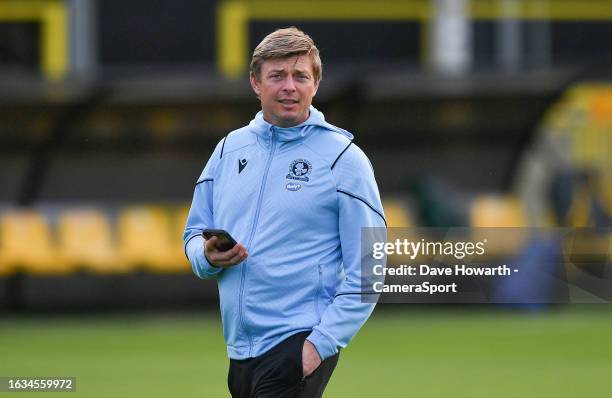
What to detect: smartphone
<box><xmin>202</xmin><ymin>229</ymin><xmax>238</xmax><ymax>251</ymax></box>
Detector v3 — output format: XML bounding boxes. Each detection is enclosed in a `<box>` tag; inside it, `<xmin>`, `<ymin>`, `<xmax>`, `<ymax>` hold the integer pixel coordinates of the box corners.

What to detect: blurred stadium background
<box><xmin>0</xmin><ymin>0</ymin><xmax>610</xmax><ymax>396</ymax></box>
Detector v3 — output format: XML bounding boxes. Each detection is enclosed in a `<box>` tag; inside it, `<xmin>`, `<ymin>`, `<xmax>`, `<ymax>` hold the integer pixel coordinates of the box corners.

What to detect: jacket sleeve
<box><xmin>183</xmin><ymin>139</ymin><xmax>225</xmax><ymax>279</ymax></box>
<box><xmin>306</xmin><ymin>144</ymin><xmax>387</xmax><ymax>360</ymax></box>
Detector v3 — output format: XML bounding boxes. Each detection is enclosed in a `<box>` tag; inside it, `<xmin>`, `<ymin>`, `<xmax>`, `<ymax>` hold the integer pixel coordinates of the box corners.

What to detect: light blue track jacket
<box><xmin>184</xmin><ymin>106</ymin><xmax>386</xmax><ymax>360</ymax></box>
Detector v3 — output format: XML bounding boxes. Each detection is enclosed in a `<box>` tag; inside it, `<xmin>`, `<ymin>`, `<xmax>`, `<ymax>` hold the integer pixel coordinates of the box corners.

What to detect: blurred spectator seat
<box><xmin>0</xmin><ymin>209</ymin><xmax>64</xmax><ymax>274</ymax></box>
<box><xmin>56</xmin><ymin>209</ymin><xmax>125</xmax><ymax>274</ymax></box>
<box><xmin>382</xmin><ymin>198</ymin><xmax>414</xmax><ymax>264</ymax></box>
<box><xmin>383</xmin><ymin>199</ymin><xmax>412</xmax><ymax>228</ymax></box>
<box><xmin>172</xmin><ymin>206</ymin><xmax>191</xmax><ymax>271</ymax></box>
<box><xmin>470</xmin><ymin>194</ymin><xmax>527</xmax><ymax>227</ymax></box>
<box><xmin>470</xmin><ymin>195</ymin><xmax>527</xmax><ymax>258</ymax></box>
<box><xmin>118</xmin><ymin>206</ymin><xmax>186</xmax><ymax>273</ymax></box>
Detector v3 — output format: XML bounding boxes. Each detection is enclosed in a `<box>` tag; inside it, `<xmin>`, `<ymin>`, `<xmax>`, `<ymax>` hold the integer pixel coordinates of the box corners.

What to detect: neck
<box><xmin>263</xmin><ymin>110</ymin><xmax>309</xmax><ymax>128</ymax></box>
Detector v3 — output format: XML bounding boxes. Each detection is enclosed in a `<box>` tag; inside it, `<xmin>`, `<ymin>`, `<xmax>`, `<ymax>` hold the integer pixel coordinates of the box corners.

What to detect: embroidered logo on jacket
<box><xmin>238</xmin><ymin>158</ymin><xmax>248</xmax><ymax>173</ymax></box>
<box><xmin>285</xmin><ymin>182</ymin><xmax>301</xmax><ymax>191</ymax></box>
<box><xmin>286</xmin><ymin>159</ymin><xmax>312</xmax><ymax>182</ymax></box>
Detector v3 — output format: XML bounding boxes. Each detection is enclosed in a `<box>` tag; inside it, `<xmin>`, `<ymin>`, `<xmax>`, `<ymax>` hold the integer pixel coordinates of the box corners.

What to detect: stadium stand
<box><xmin>0</xmin><ymin>200</ymin><xmax>414</xmax><ymax>277</ymax></box>
<box><xmin>0</xmin><ymin>205</ymin><xmax>192</xmax><ymax>278</ymax></box>
<box><xmin>56</xmin><ymin>208</ymin><xmax>123</xmax><ymax>273</ymax></box>
<box><xmin>117</xmin><ymin>206</ymin><xmax>190</xmax><ymax>273</ymax></box>
<box><xmin>0</xmin><ymin>209</ymin><xmax>64</xmax><ymax>275</ymax></box>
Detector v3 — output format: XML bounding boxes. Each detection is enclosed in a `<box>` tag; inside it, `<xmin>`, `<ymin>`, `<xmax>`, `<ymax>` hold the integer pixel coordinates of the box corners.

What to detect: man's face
<box><xmin>250</xmin><ymin>55</ymin><xmax>319</xmax><ymax>128</ymax></box>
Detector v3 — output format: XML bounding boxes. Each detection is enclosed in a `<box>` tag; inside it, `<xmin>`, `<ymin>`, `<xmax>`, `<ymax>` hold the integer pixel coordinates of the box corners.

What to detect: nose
<box><xmin>281</xmin><ymin>76</ymin><xmax>296</xmax><ymax>92</ymax></box>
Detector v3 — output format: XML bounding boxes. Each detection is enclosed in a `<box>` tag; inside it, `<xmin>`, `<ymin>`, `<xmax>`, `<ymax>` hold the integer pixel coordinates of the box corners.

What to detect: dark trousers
<box><xmin>228</xmin><ymin>331</ymin><xmax>339</xmax><ymax>398</ymax></box>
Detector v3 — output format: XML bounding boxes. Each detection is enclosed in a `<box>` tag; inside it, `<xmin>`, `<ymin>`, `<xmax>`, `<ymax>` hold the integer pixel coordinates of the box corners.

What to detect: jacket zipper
<box><xmin>238</xmin><ymin>127</ymin><xmax>277</xmax><ymax>357</ymax></box>
<box><xmin>315</xmin><ymin>264</ymin><xmax>323</xmax><ymax>319</ymax></box>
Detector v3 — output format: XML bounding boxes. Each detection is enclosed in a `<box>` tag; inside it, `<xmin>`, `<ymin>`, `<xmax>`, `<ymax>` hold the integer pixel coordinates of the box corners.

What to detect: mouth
<box><xmin>277</xmin><ymin>99</ymin><xmax>299</xmax><ymax>105</ymax></box>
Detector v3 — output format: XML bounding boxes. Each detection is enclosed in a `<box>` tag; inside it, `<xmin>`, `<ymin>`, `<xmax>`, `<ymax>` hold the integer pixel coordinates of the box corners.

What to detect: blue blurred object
<box><xmin>493</xmin><ymin>234</ymin><xmax>566</xmax><ymax>308</ymax></box>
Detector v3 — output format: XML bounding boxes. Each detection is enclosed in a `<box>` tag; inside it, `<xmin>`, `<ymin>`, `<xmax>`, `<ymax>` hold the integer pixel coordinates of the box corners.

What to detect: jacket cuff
<box><xmin>186</xmin><ymin>235</ymin><xmax>223</xmax><ymax>278</ymax></box>
<box><xmin>306</xmin><ymin>328</ymin><xmax>338</xmax><ymax>361</ymax></box>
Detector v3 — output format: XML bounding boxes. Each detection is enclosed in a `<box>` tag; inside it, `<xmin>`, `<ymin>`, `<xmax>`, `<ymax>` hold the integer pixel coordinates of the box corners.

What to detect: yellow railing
<box><xmin>0</xmin><ymin>0</ymin><xmax>67</xmax><ymax>80</ymax></box>
<box><xmin>217</xmin><ymin>0</ymin><xmax>612</xmax><ymax>79</ymax></box>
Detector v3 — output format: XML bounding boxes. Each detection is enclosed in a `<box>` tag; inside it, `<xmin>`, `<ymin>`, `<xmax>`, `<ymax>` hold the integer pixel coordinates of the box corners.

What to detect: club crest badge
<box><xmin>286</xmin><ymin>159</ymin><xmax>312</xmax><ymax>182</ymax></box>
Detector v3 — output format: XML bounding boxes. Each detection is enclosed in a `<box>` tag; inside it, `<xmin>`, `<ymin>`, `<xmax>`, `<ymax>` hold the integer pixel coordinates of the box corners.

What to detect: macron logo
<box><xmin>238</xmin><ymin>158</ymin><xmax>248</xmax><ymax>173</ymax></box>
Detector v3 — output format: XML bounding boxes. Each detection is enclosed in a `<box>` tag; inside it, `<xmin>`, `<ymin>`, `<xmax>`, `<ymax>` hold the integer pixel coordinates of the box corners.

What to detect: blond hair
<box><xmin>250</xmin><ymin>27</ymin><xmax>322</xmax><ymax>83</ymax></box>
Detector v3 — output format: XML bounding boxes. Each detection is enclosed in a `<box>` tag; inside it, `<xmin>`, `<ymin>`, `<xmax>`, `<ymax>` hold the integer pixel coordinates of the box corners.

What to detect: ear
<box><xmin>250</xmin><ymin>73</ymin><xmax>261</xmax><ymax>97</ymax></box>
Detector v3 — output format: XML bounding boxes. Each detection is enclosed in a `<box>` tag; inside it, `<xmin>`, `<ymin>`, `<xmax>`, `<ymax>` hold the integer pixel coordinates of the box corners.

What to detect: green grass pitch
<box><xmin>1</xmin><ymin>307</ymin><xmax>611</xmax><ymax>397</ymax></box>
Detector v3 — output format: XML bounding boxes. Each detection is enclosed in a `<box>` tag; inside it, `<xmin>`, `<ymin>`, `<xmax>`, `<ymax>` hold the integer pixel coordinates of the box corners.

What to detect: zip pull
<box><xmin>269</xmin><ymin>126</ymin><xmax>276</xmax><ymax>146</ymax></box>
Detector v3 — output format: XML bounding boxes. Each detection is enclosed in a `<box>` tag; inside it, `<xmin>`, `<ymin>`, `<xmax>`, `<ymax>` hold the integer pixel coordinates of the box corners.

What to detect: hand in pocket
<box><xmin>302</xmin><ymin>340</ymin><xmax>322</xmax><ymax>378</ymax></box>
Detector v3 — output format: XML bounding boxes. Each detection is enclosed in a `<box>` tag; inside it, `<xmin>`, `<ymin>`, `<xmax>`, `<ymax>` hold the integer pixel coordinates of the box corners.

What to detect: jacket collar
<box><xmin>249</xmin><ymin>106</ymin><xmax>346</xmax><ymax>142</ymax></box>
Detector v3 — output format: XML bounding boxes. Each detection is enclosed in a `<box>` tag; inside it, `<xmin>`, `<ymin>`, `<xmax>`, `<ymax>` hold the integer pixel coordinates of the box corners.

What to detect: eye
<box><xmin>269</xmin><ymin>74</ymin><xmax>282</xmax><ymax>81</ymax></box>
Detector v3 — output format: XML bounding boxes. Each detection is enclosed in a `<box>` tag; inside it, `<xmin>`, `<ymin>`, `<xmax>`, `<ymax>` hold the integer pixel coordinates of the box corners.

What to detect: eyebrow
<box><xmin>267</xmin><ymin>68</ymin><xmax>311</xmax><ymax>76</ymax></box>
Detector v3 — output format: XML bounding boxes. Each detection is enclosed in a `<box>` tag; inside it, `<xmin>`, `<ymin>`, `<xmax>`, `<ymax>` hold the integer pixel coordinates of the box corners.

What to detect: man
<box><xmin>184</xmin><ymin>27</ymin><xmax>386</xmax><ymax>397</ymax></box>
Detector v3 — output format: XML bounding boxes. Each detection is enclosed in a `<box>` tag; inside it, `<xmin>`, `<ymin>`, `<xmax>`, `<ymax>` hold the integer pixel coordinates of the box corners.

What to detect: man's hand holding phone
<box><xmin>202</xmin><ymin>229</ymin><xmax>248</xmax><ymax>268</ymax></box>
